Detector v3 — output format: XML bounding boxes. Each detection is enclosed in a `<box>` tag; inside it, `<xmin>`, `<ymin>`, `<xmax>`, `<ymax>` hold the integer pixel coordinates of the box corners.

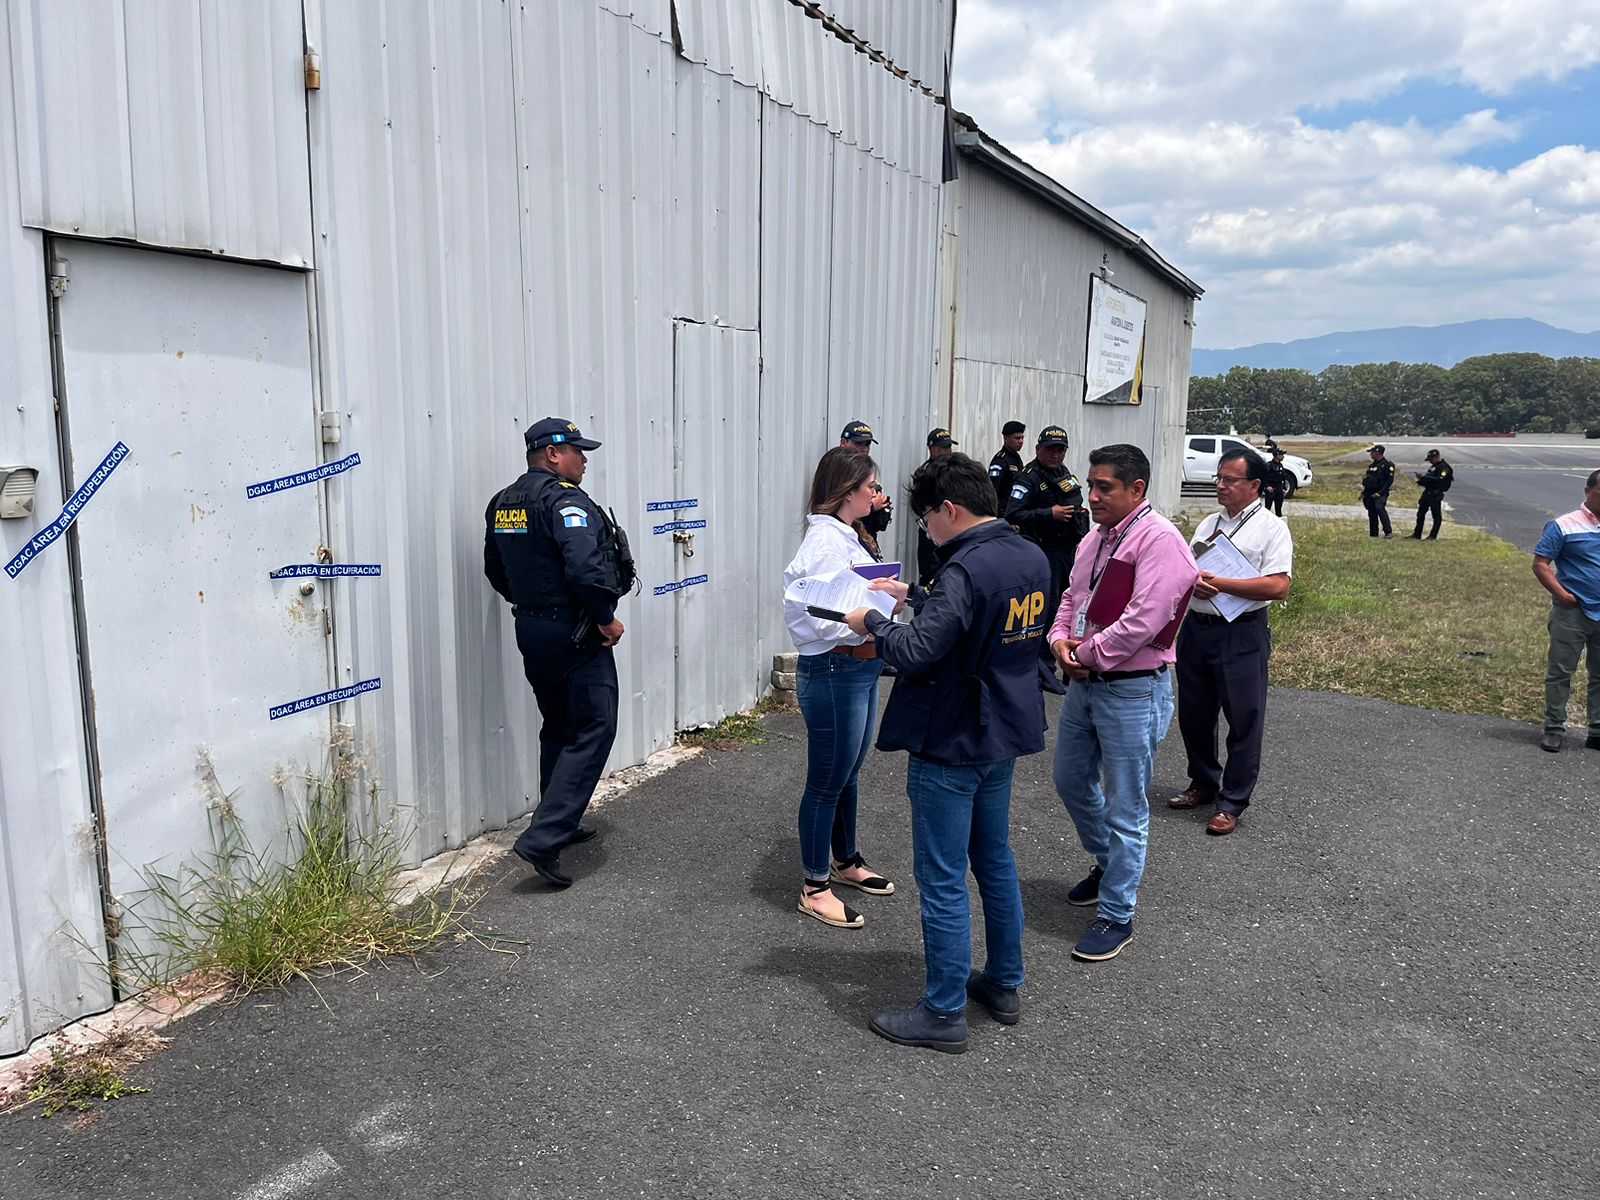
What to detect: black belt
<box><xmin>513</xmin><ymin>604</ymin><xmax>583</xmax><ymax>620</ymax></box>
<box><xmin>1084</xmin><ymin>665</ymin><xmax>1168</xmax><ymax>683</ymax></box>
<box><xmin>1186</xmin><ymin>608</ymin><xmax>1265</xmax><ymax>626</ymax></box>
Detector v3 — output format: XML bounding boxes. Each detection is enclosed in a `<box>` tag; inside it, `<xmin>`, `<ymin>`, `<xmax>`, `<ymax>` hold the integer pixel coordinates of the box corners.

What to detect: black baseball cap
<box><xmin>1367</xmin><ymin>443</ymin><xmax>1386</xmax><ymax>454</ymax></box>
<box><xmin>1425</xmin><ymin>448</ymin><xmax>1441</xmax><ymax>459</ymax></box>
<box><xmin>927</xmin><ymin>427</ymin><xmax>958</xmax><ymax>448</ymax></box>
<box><xmin>526</xmin><ymin>417</ymin><xmax>601</xmax><ymax>451</ymax></box>
<box><xmin>840</xmin><ymin>420</ymin><xmax>877</xmax><ymax>444</ymax></box>
<box><xmin>1002</xmin><ymin>420</ymin><xmax>1026</xmax><ymax>436</ymax></box>
<box><xmin>1037</xmin><ymin>426</ymin><xmax>1069</xmax><ymax>447</ymax></box>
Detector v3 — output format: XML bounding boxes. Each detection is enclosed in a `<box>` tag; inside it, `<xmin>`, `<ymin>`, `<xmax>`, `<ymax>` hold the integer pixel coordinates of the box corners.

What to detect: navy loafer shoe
<box><xmin>1072</xmin><ymin>917</ymin><xmax>1134</xmax><ymax>962</ymax></box>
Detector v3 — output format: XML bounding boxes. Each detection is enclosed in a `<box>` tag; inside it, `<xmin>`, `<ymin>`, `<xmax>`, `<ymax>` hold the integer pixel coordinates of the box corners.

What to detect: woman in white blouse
<box><xmin>784</xmin><ymin>447</ymin><xmax>897</xmax><ymax>929</ymax></box>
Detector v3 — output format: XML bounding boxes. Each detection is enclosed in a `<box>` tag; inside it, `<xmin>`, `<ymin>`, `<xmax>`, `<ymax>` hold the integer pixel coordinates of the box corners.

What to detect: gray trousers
<box><xmin>1545</xmin><ymin>603</ymin><xmax>1600</xmax><ymax>733</ymax></box>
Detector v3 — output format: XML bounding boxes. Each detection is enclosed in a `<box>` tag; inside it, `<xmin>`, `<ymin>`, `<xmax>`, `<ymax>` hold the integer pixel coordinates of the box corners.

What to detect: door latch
<box><xmin>672</xmin><ymin>530</ymin><xmax>695</xmax><ymax>558</ymax></box>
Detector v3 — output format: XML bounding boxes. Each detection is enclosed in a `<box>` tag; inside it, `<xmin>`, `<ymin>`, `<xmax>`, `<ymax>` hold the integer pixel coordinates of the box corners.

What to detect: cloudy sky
<box><xmin>951</xmin><ymin>0</ymin><xmax>1600</xmax><ymax>349</ymax></box>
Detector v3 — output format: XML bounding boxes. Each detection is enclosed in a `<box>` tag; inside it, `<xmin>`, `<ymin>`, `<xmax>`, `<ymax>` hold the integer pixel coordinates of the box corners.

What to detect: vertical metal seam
<box><xmin>44</xmin><ymin>234</ymin><xmax>121</xmax><ymax>1002</ymax></box>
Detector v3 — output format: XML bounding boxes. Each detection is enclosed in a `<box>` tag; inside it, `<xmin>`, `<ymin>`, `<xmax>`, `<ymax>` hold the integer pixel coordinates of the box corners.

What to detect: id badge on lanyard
<box><xmin>1073</xmin><ymin>609</ymin><xmax>1087</xmax><ymax>638</ymax></box>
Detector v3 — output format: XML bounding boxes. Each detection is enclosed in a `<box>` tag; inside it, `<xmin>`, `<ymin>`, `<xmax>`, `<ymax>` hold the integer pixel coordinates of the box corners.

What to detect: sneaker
<box><xmin>1540</xmin><ymin>731</ymin><xmax>1564</xmax><ymax>753</ymax></box>
<box><xmin>1383</xmin><ymin>532</ymin><xmax>1394</xmax><ymax>540</ymax></box>
<box><xmin>1072</xmin><ymin>918</ymin><xmax>1134</xmax><ymax>962</ymax></box>
<box><xmin>966</xmin><ymin>972</ymin><xmax>1020</xmax><ymax>1025</ymax></box>
<box><xmin>868</xmin><ymin>1001</ymin><xmax>968</xmax><ymax>1054</ymax></box>
<box><xmin>1066</xmin><ymin>865</ymin><xmax>1103</xmax><ymax>907</ymax></box>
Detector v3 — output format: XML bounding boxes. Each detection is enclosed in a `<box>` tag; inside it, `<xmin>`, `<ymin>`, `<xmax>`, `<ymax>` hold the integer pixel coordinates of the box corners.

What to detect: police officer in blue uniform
<box><xmin>1005</xmin><ymin>425</ymin><xmax>1088</xmax><ymax>665</ymax></box>
<box><xmin>842</xmin><ymin>452</ymin><xmax>1052</xmax><ymax>1054</ymax></box>
<box><xmin>1361</xmin><ymin>443</ymin><xmax>1397</xmax><ymax>538</ymax></box>
<box><xmin>484</xmin><ymin>417</ymin><xmax>634</xmax><ymax>888</ymax></box>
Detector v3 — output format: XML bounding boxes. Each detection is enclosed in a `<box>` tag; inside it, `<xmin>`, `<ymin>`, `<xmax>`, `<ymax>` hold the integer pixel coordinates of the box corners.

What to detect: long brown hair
<box><xmin>807</xmin><ymin>446</ymin><xmax>877</xmax><ymax>518</ymax></box>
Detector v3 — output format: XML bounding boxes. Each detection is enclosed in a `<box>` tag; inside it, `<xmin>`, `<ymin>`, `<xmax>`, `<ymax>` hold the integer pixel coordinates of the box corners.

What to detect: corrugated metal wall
<box><xmin>811</xmin><ymin>0</ymin><xmax>951</xmax><ymax>94</ymax></box>
<box><xmin>0</xmin><ymin>11</ymin><xmax>114</xmax><ymax>1055</ymax></box>
<box><xmin>302</xmin><ymin>0</ymin><xmax>946</xmax><ymax>859</ymax></box>
<box><xmin>947</xmin><ymin>161</ymin><xmax>1196</xmax><ymax>513</ymax></box>
<box><xmin>0</xmin><ymin>0</ymin><xmax>950</xmax><ymax>1044</ymax></box>
<box><xmin>7</xmin><ymin>0</ymin><xmax>313</xmax><ymax>266</ymax></box>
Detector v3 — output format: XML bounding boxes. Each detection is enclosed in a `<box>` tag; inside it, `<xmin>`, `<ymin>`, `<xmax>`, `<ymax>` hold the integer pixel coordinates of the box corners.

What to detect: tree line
<box><xmin>1187</xmin><ymin>353</ymin><xmax>1600</xmax><ymax>436</ymax></box>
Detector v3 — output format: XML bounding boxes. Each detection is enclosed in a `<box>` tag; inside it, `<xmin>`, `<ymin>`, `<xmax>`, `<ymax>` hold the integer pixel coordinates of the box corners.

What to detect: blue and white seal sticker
<box><xmin>269</xmin><ymin>677</ymin><xmax>381</xmax><ymax>721</ymax></box>
<box><xmin>645</xmin><ymin>498</ymin><xmax>699</xmax><ymax>512</ymax></box>
<box><xmin>268</xmin><ymin>563</ymin><xmax>383</xmax><ymax>579</ymax></box>
<box><xmin>246</xmin><ymin>452</ymin><xmax>361</xmax><ymax>499</ymax></box>
<box><xmin>652</xmin><ymin>519</ymin><xmax>707</xmax><ymax>536</ymax></box>
<box><xmin>5</xmin><ymin>441</ymin><xmax>130</xmax><ymax>580</ymax></box>
<box><xmin>652</xmin><ymin>573</ymin><xmax>709</xmax><ymax>597</ymax></box>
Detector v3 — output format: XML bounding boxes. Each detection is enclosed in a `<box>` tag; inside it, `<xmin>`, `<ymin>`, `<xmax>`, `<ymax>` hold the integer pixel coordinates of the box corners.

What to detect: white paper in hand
<box><xmin>784</xmin><ymin>567</ymin><xmax>898</xmax><ymax>619</ymax></box>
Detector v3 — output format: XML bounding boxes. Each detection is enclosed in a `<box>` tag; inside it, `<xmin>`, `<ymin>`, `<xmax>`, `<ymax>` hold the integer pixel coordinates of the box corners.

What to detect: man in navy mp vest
<box><xmin>843</xmin><ymin>452</ymin><xmax>1053</xmax><ymax>1054</ymax></box>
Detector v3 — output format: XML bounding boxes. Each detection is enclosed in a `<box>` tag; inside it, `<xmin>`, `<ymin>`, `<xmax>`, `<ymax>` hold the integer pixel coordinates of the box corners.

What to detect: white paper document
<box><xmin>784</xmin><ymin>567</ymin><xmax>898</xmax><ymax>619</ymax></box>
<box><xmin>1192</xmin><ymin>533</ymin><xmax>1258</xmax><ymax>622</ymax></box>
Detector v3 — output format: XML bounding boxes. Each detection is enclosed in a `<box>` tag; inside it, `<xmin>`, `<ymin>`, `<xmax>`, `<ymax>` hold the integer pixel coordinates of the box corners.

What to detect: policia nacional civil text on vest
<box><xmin>484</xmin><ymin>417</ymin><xmax>636</xmax><ymax>889</ymax></box>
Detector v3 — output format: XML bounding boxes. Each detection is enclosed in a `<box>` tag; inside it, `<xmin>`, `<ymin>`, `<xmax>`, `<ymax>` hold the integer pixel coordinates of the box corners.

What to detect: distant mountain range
<box><xmin>1191</xmin><ymin>318</ymin><xmax>1600</xmax><ymax>376</ymax></box>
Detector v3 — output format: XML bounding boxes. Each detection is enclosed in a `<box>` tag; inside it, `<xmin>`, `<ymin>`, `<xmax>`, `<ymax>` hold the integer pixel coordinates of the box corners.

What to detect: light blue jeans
<box><xmin>796</xmin><ymin>651</ymin><xmax>884</xmax><ymax>881</ymax></box>
<box><xmin>907</xmin><ymin>755</ymin><xmax>1025</xmax><ymax>1016</ymax></box>
<box><xmin>1052</xmin><ymin>671</ymin><xmax>1175</xmax><ymax>924</ymax></box>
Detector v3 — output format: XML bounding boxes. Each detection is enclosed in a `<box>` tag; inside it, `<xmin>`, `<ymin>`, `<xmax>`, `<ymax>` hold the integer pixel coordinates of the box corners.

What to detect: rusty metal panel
<box><xmin>0</xmin><ymin>24</ymin><xmax>112</xmax><ymax>1054</ymax></box>
<box><xmin>8</xmin><ymin>0</ymin><xmax>313</xmax><ymax>265</ymax></box>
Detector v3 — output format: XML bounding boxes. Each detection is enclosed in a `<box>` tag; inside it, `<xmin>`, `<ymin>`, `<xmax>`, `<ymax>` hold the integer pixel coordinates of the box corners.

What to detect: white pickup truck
<box><xmin>1183</xmin><ymin>435</ymin><xmax>1314</xmax><ymax>496</ymax></box>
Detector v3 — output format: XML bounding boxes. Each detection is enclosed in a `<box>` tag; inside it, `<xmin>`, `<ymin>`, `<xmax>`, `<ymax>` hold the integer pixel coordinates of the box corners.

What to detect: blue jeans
<box><xmin>1052</xmin><ymin>671</ymin><xmax>1175</xmax><ymax>924</ymax></box>
<box><xmin>796</xmin><ymin>652</ymin><xmax>884</xmax><ymax>880</ymax></box>
<box><xmin>907</xmin><ymin>755</ymin><xmax>1025</xmax><ymax>1016</ymax></box>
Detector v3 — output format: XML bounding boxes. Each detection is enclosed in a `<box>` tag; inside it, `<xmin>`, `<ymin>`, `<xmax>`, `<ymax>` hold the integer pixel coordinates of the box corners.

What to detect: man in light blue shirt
<box><xmin>1532</xmin><ymin>468</ymin><xmax>1600</xmax><ymax>752</ymax></box>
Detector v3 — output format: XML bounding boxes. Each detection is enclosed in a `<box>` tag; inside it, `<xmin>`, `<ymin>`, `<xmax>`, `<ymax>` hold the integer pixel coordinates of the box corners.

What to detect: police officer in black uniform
<box><xmin>1005</xmin><ymin>425</ymin><xmax>1088</xmax><ymax>664</ymax></box>
<box><xmin>484</xmin><ymin>417</ymin><xmax>634</xmax><ymax>889</ymax></box>
<box><xmin>988</xmin><ymin>421</ymin><xmax>1026</xmax><ymax>510</ymax></box>
<box><xmin>1262</xmin><ymin>447</ymin><xmax>1289</xmax><ymax>517</ymax></box>
<box><xmin>1361</xmin><ymin>443</ymin><xmax>1397</xmax><ymax>539</ymax></box>
<box><xmin>840</xmin><ymin>420</ymin><xmax>893</xmax><ymax>542</ymax></box>
<box><xmin>1410</xmin><ymin>448</ymin><xmax>1453</xmax><ymax>540</ymax></box>
<box><xmin>915</xmin><ymin>428</ymin><xmax>958</xmax><ymax>585</ymax></box>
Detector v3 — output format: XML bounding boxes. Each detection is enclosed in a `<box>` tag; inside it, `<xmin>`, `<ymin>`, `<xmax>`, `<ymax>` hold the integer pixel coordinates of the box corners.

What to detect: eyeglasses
<box><xmin>915</xmin><ymin>512</ymin><xmax>931</xmax><ymax>533</ymax></box>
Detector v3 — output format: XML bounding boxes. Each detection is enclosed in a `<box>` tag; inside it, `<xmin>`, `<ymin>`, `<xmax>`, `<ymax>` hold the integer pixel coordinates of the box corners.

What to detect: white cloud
<box><xmin>953</xmin><ymin>1</ymin><xmax>1600</xmax><ymax>345</ymax></box>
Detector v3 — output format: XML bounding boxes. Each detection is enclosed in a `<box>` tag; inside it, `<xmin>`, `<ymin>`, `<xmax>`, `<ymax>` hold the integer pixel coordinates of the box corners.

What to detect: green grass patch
<box><xmin>117</xmin><ymin>746</ymin><xmax>481</xmax><ymax>999</ymax></box>
<box><xmin>1277</xmin><ymin>440</ymin><xmax>1370</xmax><ymax>506</ymax></box>
<box><xmin>679</xmin><ymin>711</ymin><xmax>768</xmax><ymax>749</ymax></box>
<box><xmin>1272</xmin><ymin>519</ymin><xmax>1577</xmax><ymax>723</ymax></box>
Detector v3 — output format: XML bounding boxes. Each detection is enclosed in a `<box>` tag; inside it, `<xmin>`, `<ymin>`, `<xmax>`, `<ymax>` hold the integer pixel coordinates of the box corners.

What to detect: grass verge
<box><xmin>1271</xmin><ymin>519</ymin><xmax>1577</xmax><ymax>724</ymax></box>
<box><xmin>1277</xmin><ymin>440</ymin><xmax>1370</xmax><ymax>507</ymax></box>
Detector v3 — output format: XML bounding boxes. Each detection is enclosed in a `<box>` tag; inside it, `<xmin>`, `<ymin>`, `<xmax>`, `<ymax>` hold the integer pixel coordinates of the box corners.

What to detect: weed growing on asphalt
<box><xmin>2</xmin><ymin>1030</ymin><xmax>164</xmax><ymax>1119</ymax></box>
<box><xmin>116</xmin><ymin>738</ymin><xmax>482</xmax><ymax>998</ymax></box>
<box><xmin>679</xmin><ymin>697</ymin><xmax>788</xmax><ymax>749</ymax></box>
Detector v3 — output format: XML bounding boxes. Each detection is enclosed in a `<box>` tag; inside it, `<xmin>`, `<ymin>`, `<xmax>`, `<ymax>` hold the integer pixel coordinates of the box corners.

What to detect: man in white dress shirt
<box><xmin>1169</xmin><ymin>448</ymin><xmax>1294</xmax><ymax>836</ymax></box>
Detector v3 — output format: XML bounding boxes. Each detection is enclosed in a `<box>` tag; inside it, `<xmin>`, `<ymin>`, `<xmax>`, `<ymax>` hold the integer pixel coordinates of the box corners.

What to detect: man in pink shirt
<box><xmin>1049</xmin><ymin>444</ymin><xmax>1198</xmax><ymax>962</ymax></box>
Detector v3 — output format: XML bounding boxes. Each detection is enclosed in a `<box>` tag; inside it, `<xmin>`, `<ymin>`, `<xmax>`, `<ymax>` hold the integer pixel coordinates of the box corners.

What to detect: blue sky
<box><xmin>952</xmin><ymin>1</ymin><xmax>1600</xmax><ymax>348</ymax></box>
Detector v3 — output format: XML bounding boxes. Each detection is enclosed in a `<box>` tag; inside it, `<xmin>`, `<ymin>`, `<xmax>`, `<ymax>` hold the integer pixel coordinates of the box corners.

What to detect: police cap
<box><xmin>526</xmin><ymin>417</ymin><xmax>602</xmax><ymax>451</ymax></box>
<box><xmin>840</xmin><ymin>420</ymin><xmax>877</xmax><ymax>444</ymax></box>
<box><xmin>927</xmin><ymin>428</ymin><xmax>958</xmax><ymax>448</ymax></box>
<box><xmin>1037</xmin><ymin>426</ymin><xmax>1070</xmax><ymax>447</ymax></box>
<box><xmin>1002</xmin><ymin>420</ymin><xmax>1026</xmax><ymax>436</ymax></box>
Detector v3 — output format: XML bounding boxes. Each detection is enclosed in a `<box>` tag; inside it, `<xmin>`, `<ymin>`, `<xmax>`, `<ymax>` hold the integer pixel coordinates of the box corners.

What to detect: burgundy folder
<box><xmin>1083</xmin><ymin>557</ymin><xmax>1194</xmax><ymax>651</ymax></box>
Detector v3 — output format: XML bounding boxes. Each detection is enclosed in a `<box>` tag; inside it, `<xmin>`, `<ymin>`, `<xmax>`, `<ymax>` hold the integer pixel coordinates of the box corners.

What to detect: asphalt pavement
<box><xmin>1330</xmin><ymin>437</ymin><xmax>1600</xmax><ymax>551</ymax></box>
<box><xmin>6</xmin><ymin>689</ymin><xmax>1598</xmax><ymax>1200</ymax></box>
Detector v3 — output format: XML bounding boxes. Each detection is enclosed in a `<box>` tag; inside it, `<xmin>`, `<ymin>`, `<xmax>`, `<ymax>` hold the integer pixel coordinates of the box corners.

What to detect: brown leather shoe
<box><xmin>1168</xmin><ymin>787</ymin><xmax>1212</xmax><ymax>809</ymax></box>
<box><xmin>1206</xmin><ymin>811</ymin><xmax>1238</xmax><ymax>836</ymax></box>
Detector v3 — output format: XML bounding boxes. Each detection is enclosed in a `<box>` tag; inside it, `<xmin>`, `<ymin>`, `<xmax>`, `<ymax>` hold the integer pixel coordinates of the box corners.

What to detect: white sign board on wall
<box><xmin>1084</xmin><ymin>275</ymin><xmax>1148</xmax><ymax>405</ymax></box>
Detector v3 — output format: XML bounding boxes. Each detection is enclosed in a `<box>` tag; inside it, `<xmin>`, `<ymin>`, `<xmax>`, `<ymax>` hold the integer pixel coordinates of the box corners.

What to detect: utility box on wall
<box><xmin>0</xmin><ymin>465</ymin><xmax>38</xmax><ymax>517</ymax></box>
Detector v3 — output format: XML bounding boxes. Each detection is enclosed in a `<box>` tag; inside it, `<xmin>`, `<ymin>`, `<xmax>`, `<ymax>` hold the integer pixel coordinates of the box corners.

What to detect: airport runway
<box><xmin>1337</xmin><ymin>436</ymin><xmax>1600</xmax><ymax>551</ymax></box>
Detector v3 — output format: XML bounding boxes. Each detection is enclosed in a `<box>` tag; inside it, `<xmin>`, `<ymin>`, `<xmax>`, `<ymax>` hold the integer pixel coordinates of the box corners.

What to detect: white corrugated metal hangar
<box><xmin>0</xmin><ymin>0</ymin><xmax>1199</xmax><ymax>1053</ymax></box>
